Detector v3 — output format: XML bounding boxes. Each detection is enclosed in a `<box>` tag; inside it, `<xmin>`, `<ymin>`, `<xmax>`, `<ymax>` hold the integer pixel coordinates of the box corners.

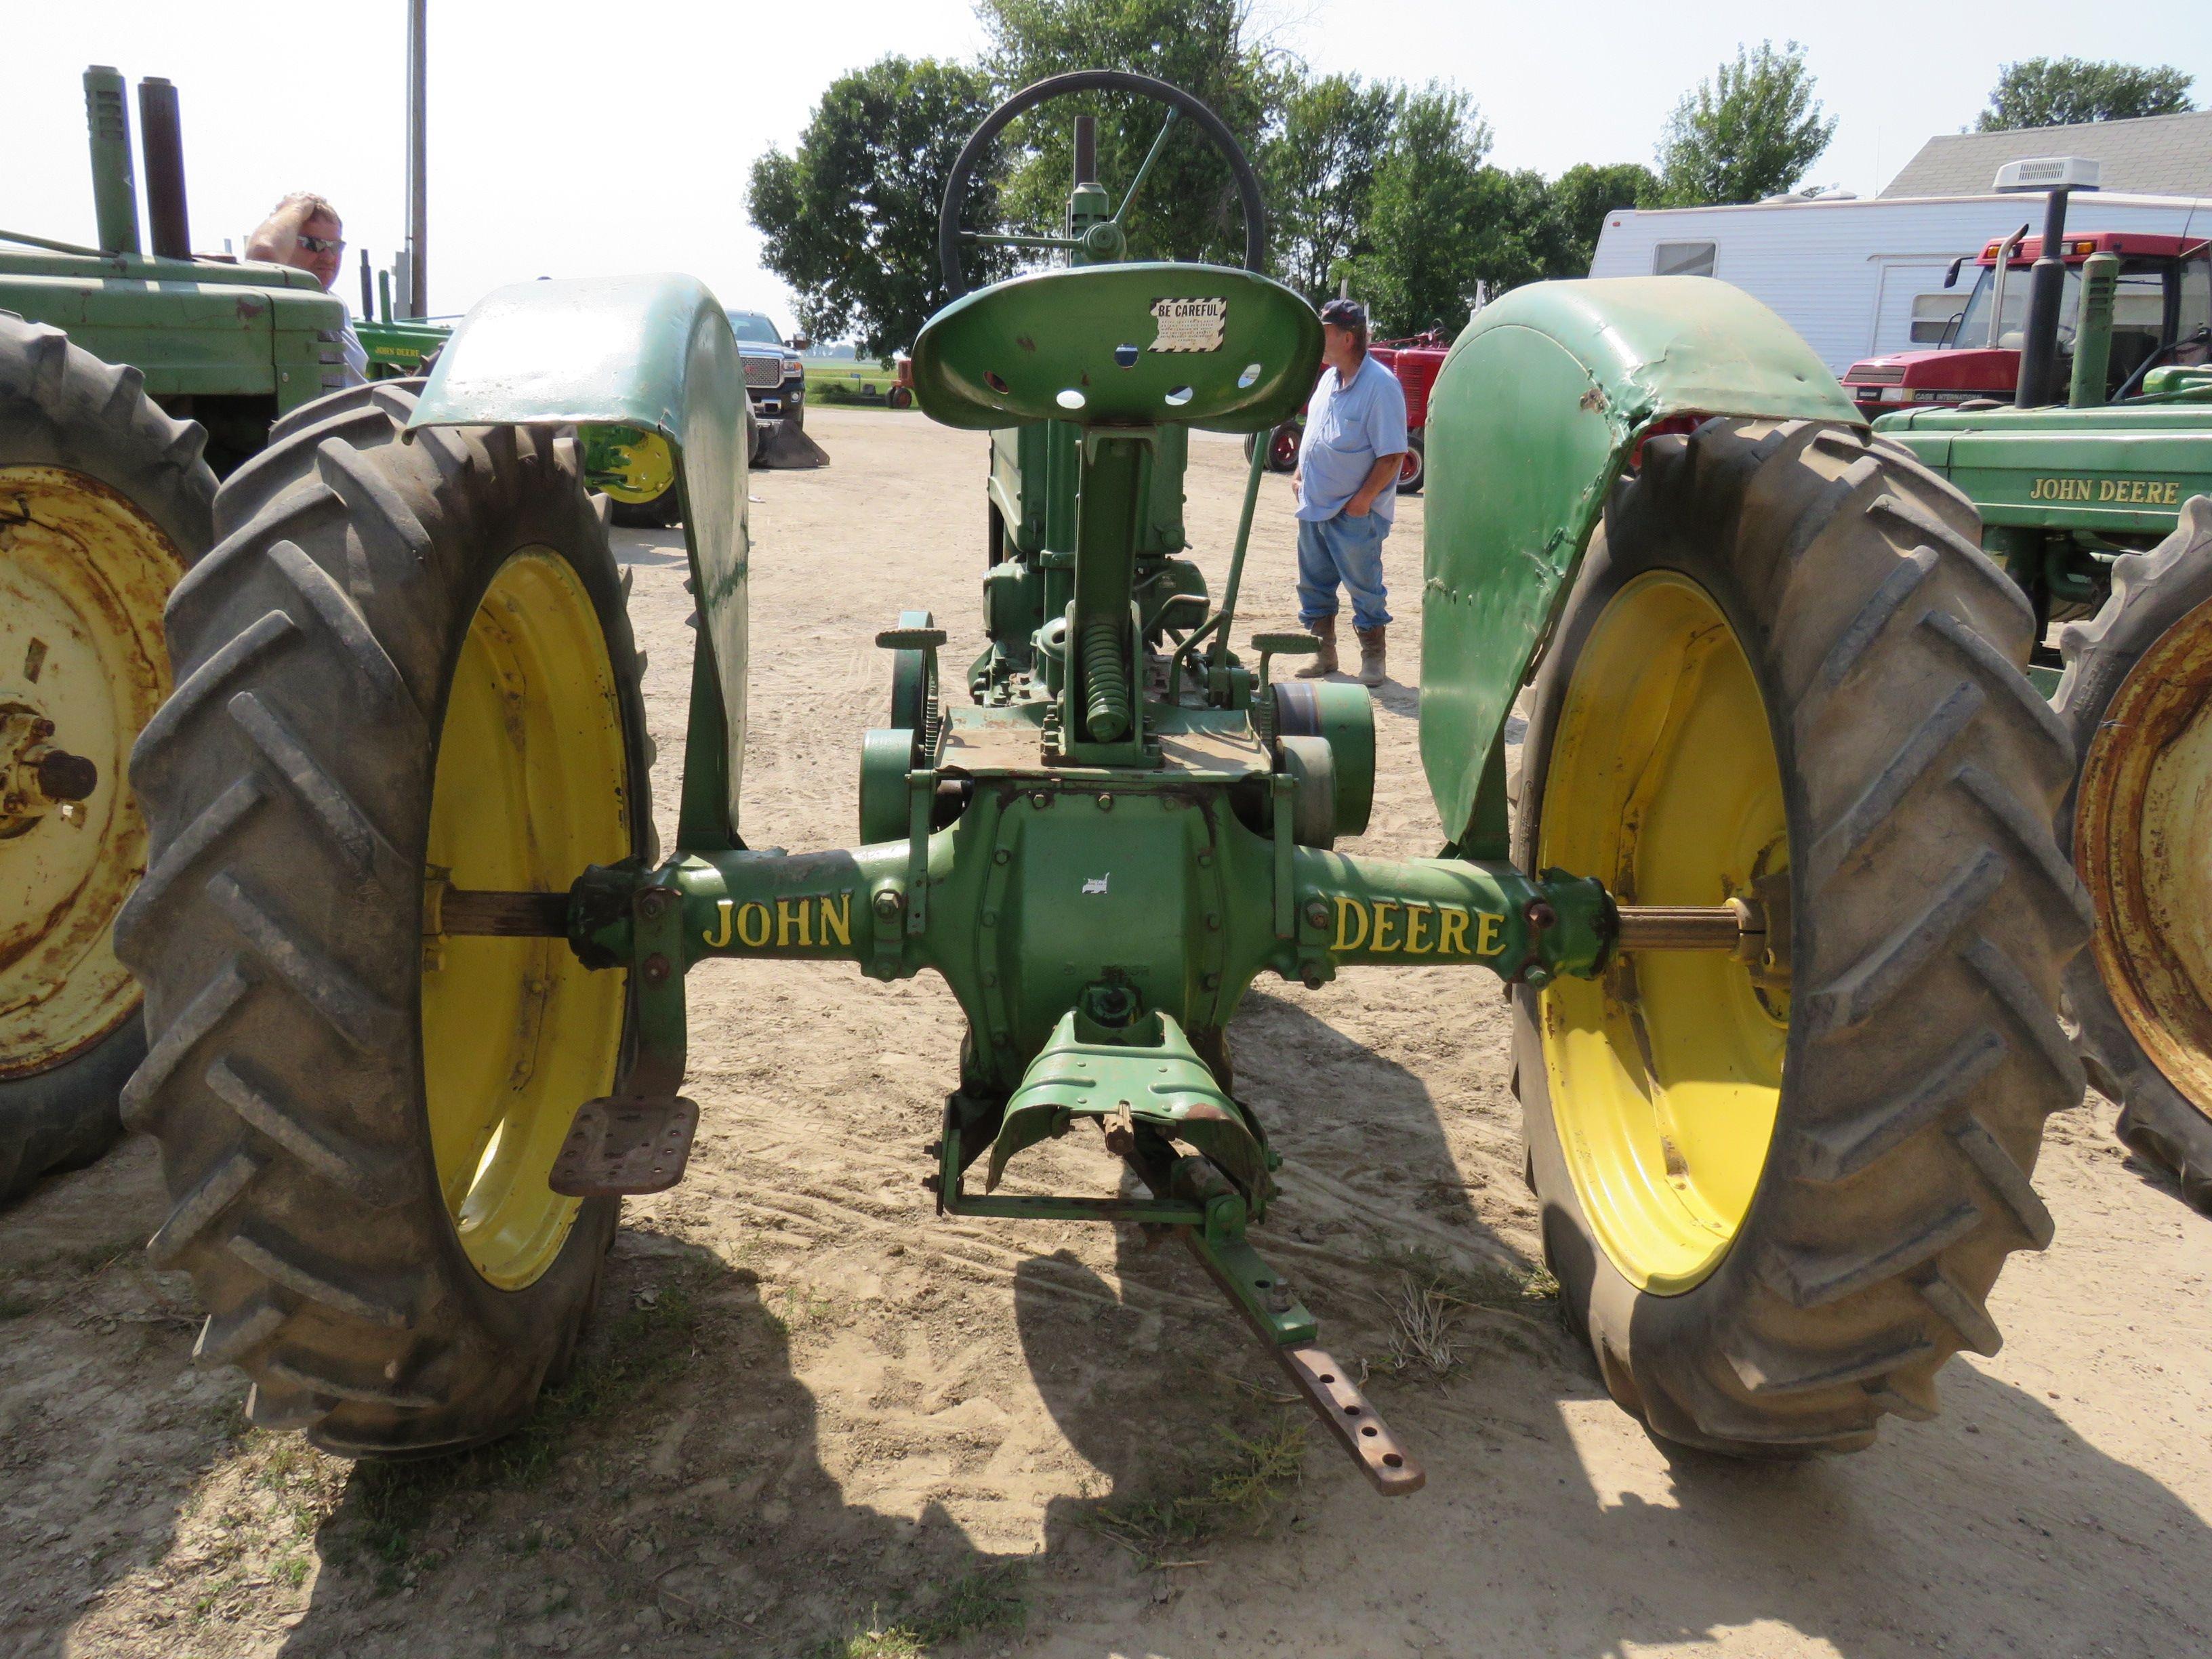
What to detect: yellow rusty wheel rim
<box><xmin>420</xmin><ymin>550</ymin><xmax>630</xmax><ymax>1290</ymax></box>
<box><xmin>2076</xmin><ymin>591</ymin><xmax>2212</xmax><ymax>1117</ymax></box>
<box><xmin>1536</xmin><ymin>571</ymin><xmax>1789</xmax><ymax>1294</ymax></box>
<box><xmin>596</xmin><ymin>430</ymin><xmax>676</xmax><ymax>506</ymax></box>
<box><xmin>1</xmin><ymin>465</ymin><xmax>183</xmax><ymax>1078</ymax></box>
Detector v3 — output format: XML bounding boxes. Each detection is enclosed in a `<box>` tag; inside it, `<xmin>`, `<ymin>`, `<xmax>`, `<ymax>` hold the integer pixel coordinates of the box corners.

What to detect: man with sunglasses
<box><xmin>246</xmin><ymin>192</ymin><xmax>367</xmax><ymax>386</ymax></box>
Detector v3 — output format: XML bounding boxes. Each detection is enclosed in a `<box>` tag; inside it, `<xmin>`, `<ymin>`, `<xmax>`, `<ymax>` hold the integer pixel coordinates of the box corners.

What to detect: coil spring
<box><xmin>1080</xmin><ymin>620</ymin><xmax>1131</xmax><ymax>743</ymax></box>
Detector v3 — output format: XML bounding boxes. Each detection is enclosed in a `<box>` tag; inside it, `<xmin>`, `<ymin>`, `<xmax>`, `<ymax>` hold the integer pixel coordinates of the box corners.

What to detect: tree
<box><xmin>1543</xmin><ymin>161</ymin><xmax>1660</xmax><ymax>276</ymax></box>
<box><xmin>975</xmin><ymin>0</ymin><xmax>1291</xmax><ymax>268</ymax></box>
<box><xmin>1261</xmin><ymin>73</ymin><xmax>1399</xmax><ymax>305</ymax></box>
<box><xmin>746</xmin><ymin>57</ymin><xmax>1005</xmax><ymax>359</ymax></box>
<box><xmin>1978</xmin><ymin>58</ymin><xmax>2195</xmax><ymax>129</ymax></box>
<box><xmin>1656</xmin><ymin>41</ymin><xmax>1836</xmax><ymax>206</ymax></box>
<box><xmin>1363</xmin><ymin>83</ymin><xmax>1491</xmax><ymax>333</ymax></box>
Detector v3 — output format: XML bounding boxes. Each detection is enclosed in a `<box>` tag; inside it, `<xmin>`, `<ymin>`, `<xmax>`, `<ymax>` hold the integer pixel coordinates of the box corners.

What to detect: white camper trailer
<box><xmin>1589</xmin><ymin>192</ymin><xmax>2212</xmax><ymax>376</ymax></box>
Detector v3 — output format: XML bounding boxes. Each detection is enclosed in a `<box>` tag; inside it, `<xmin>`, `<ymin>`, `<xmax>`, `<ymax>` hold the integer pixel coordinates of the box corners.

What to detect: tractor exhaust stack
<box><xmin>2017</xmin><ymin>186</ymin><xmax>2074</xmax><ymax>408</ymax></box>
<box><xmin>136</xmin><ymin>77</ymin><xmax>191</xmax><ymax>262</ymax></box>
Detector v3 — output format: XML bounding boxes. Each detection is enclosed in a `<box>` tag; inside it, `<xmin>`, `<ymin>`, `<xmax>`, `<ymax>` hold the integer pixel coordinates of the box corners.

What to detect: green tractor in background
<box><xmin>1</xmin><ymin>66</ymin><xmax>353</xmax><ymax>1205</ymax></box>
<box><xmin>1875</xmin><ymin>186</ymin><xmax>2212</xmax><ymax>1213</ymax></box>
<box><xmin>117</xmin><ymin>72</ymin><xmax>2083</xmax><ymax>1479</ymax></box>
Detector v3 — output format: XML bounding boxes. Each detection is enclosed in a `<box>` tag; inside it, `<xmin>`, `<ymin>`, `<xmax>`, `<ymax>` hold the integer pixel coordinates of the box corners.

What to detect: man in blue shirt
<box><xmin>1292</xmin><ymin>298</ymin><xmax>1408</xmax><ymax>687</ymax></box>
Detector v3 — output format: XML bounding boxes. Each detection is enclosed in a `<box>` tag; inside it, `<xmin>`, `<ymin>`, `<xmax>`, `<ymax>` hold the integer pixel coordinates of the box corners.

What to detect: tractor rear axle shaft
<box><xmin>437</xmin><ymin>888</ymin><xmax>569</xmax><ymax>937</ymax></box>
<box><xmin>1614</xmin><ymin>900</ymin><xmax>1761</xmax><ymax>954</ymax></box>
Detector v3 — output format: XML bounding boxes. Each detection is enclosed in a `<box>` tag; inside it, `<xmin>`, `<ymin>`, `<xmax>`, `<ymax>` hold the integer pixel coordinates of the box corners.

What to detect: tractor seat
<box><xmin>910</xmin><ymin>262</ymin><xmax>1322</xmax><ymax>433</ymax></box>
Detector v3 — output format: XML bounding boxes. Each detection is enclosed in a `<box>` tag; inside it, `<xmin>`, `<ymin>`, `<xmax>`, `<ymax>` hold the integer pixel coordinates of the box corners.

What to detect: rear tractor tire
<box><xmin>2058</xmin><ymin>495</ymin><xmax>2212</xmax><ymax>1212</ymax></box>
<box><xmin>1</xmin><ymin>317</ymin><xmax>216</xmax><ymax>1205</ymax></box>
<box><xmin>117</xmin><ymin>383</ymin><xmax>654</xmax><ymax>1454</ymax></box>
<box><xmin>1515</xmin><ymin>419</ymin><xmax>2089</xmax><ymax>1455</ymax></box>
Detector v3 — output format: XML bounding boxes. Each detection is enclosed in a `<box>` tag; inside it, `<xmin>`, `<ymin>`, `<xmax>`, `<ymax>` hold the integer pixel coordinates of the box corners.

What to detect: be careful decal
<box><xmin>1149</xmin><ymin>297</ymin><xmax>1228</xmax><ymax>353</ymax></box>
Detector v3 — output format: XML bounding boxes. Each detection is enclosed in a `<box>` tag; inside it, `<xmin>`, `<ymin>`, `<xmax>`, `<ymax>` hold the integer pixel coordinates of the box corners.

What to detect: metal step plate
<box><xmin>548</xmin><ymin>1095</ymin><xmax>699</xmax><ymax>1197</ymax></box>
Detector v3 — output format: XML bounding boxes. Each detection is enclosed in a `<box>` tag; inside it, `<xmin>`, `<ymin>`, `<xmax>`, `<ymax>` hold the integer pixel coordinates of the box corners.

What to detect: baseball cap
<box><xmin>1318</xmin><ymin>298</ymin><xmax>1367</xmax><ymax>327</ymax></box>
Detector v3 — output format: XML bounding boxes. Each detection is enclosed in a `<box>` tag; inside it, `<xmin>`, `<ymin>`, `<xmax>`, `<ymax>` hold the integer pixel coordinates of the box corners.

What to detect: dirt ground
<box><xmin>4</xmin><ymin>405</ymin><xmax>2210</xmax><ymax>1659</ymax></box>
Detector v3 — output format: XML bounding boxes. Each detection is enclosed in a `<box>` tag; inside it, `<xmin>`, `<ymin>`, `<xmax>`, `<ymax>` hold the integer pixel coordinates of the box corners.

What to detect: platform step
<box><xmin>549</xmin><ymin>1095</ymin><xmax>699</xmax><ymax>1196</ymax></box>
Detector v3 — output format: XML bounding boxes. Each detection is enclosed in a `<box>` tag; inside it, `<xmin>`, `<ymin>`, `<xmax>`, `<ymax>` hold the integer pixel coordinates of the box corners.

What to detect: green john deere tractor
<box><xmin>1</xmin><ymin>66</ymin><xmax>353</xmax><ymax>1204</ymax></box>
<box><xmin>1875</xmin><ymin>197</ymin><xmax>2212</xmax><ymax>1213</ymax></box>
<box><xmin>118</xmin><ymin>73</ymin><xmax>2084</xmax><ymax>1477</ymax></box>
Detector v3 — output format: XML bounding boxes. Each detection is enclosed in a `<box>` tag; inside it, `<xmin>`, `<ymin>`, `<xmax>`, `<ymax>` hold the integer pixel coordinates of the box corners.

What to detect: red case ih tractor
<box><xmin>1843</xmin><ymin>230</ymin><xmax>2211</xmax><ymax>419</ymax></box>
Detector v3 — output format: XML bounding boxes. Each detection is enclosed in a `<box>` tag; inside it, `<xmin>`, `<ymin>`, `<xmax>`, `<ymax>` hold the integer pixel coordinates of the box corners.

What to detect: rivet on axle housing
<box><xmin>1096</xmin><ymin>794</ymin><xmax>1113</xmax><ymax>811</ymax></box>
<box><xmin>994</xmin><ymin>848</ymin><xmax>1011</xmax><ymax>865</ymax></box>
<box><xmin>1031</xmin><ymin>791</ymin><xmax>1052</xmax><ymax>809</ymax></box>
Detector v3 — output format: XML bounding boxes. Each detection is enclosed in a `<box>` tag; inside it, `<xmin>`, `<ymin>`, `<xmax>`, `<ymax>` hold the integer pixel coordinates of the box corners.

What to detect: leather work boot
<box><xmin>1355</xmin><ymin>626</ymin><xmax>1387</xmax><ymax>687</ymax></box>
<box><xmin>1295</xmin><ymin>616</ymin><xmax>1338</xmax><ymax>678</ymax></box>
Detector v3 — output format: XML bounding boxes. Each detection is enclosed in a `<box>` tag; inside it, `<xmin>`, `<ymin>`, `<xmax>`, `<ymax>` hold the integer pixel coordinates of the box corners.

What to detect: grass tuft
<box><xmin>808</xmin><ymin>1565</ymin><xmax>1027</xmax><ymax>1659</ymax></box>
<box><xmin>1085</xmin><ymin>1415</ymin><xmax>1307</xmax><ymax>1568</ymax></box>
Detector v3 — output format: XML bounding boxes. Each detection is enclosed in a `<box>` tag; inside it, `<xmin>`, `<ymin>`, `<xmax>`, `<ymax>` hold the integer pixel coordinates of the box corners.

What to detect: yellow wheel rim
<box><xmin>1536</xmin><ymin>570</ymin><xmax>1789</xmax><ymax>1294</ymax></box>
<box><xmin>2076</xmin><ymin>591</ymin><xmax>2212</xmax><ymax>1111</ymax></box>
<box><xmin>1</xmin><ymin>465</ymin><xmax>184</xmax><ymax>1077</ymax></box>
<box><xmin>420</xmin><ymin>550</ymin><xmax>631</xmax><ymax>1290</ymax></box>
<box><xmin>595</xmin><ymin>430</ymin><xmax>676</xmax><ymax>506</ymax></box>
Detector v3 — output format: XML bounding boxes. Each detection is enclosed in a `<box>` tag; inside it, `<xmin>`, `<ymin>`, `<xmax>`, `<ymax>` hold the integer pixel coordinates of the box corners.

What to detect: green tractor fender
<box><xmin>1419</xmin><ymin>275</ymin><xmax>1864</xmax><ymax>852</ymax></box>
<box><xmin>407</xmin><ymin>272</ymin><xmax>752</xmax><ymax>842</ymax></box>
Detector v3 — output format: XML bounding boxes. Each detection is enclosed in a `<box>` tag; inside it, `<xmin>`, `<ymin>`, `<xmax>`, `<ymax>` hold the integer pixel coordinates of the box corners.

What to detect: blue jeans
<box><xmin>1296</xmin><ymin>510</ymin><xmax>1392</xmax><ymax>631</ymax></box>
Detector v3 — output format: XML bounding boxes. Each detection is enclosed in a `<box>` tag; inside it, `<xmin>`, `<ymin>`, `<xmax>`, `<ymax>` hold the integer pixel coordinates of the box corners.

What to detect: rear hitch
<box><xmin>934</xmin><ymin>1006</ymin><xmax>1425</xmax><ymax>1496</ymax></box>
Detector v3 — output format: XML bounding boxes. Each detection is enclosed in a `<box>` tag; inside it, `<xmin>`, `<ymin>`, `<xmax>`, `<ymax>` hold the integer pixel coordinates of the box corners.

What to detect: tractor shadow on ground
<box><xmin>0</xmin><ymin>1140</ymin><xmax>239</xmax><ymax>1659</ymax></box>
<box><xmin>270</xmin><ymin>1229</ymin><xmax>1006</xmax><ymax>1658</ymax></box>
<box><xmin>1012</xmin><ymin>988</ymin><xmax>2212</xmax><ymax>1658</ymax></box>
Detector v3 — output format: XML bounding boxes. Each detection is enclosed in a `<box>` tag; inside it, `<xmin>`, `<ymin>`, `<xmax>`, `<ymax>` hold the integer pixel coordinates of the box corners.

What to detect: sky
<box><xmin>7</xmin><ymin>1</ymin><xmax>2211</xmax><ymax>333</ymax></box>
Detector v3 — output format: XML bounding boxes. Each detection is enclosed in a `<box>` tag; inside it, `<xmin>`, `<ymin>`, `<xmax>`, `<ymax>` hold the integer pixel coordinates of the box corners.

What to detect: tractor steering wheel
<box><xmin>937</xmin><ymin>69</ymin><xmax>1267</xmax><ymax>302</ymax></box>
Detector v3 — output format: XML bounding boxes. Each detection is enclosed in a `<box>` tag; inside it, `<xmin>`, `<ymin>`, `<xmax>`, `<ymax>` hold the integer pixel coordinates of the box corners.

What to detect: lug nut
<box><xmin>872</xmin><ymin>888</ymin><xmax>904</xmax><ymax>918</ymax></box>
